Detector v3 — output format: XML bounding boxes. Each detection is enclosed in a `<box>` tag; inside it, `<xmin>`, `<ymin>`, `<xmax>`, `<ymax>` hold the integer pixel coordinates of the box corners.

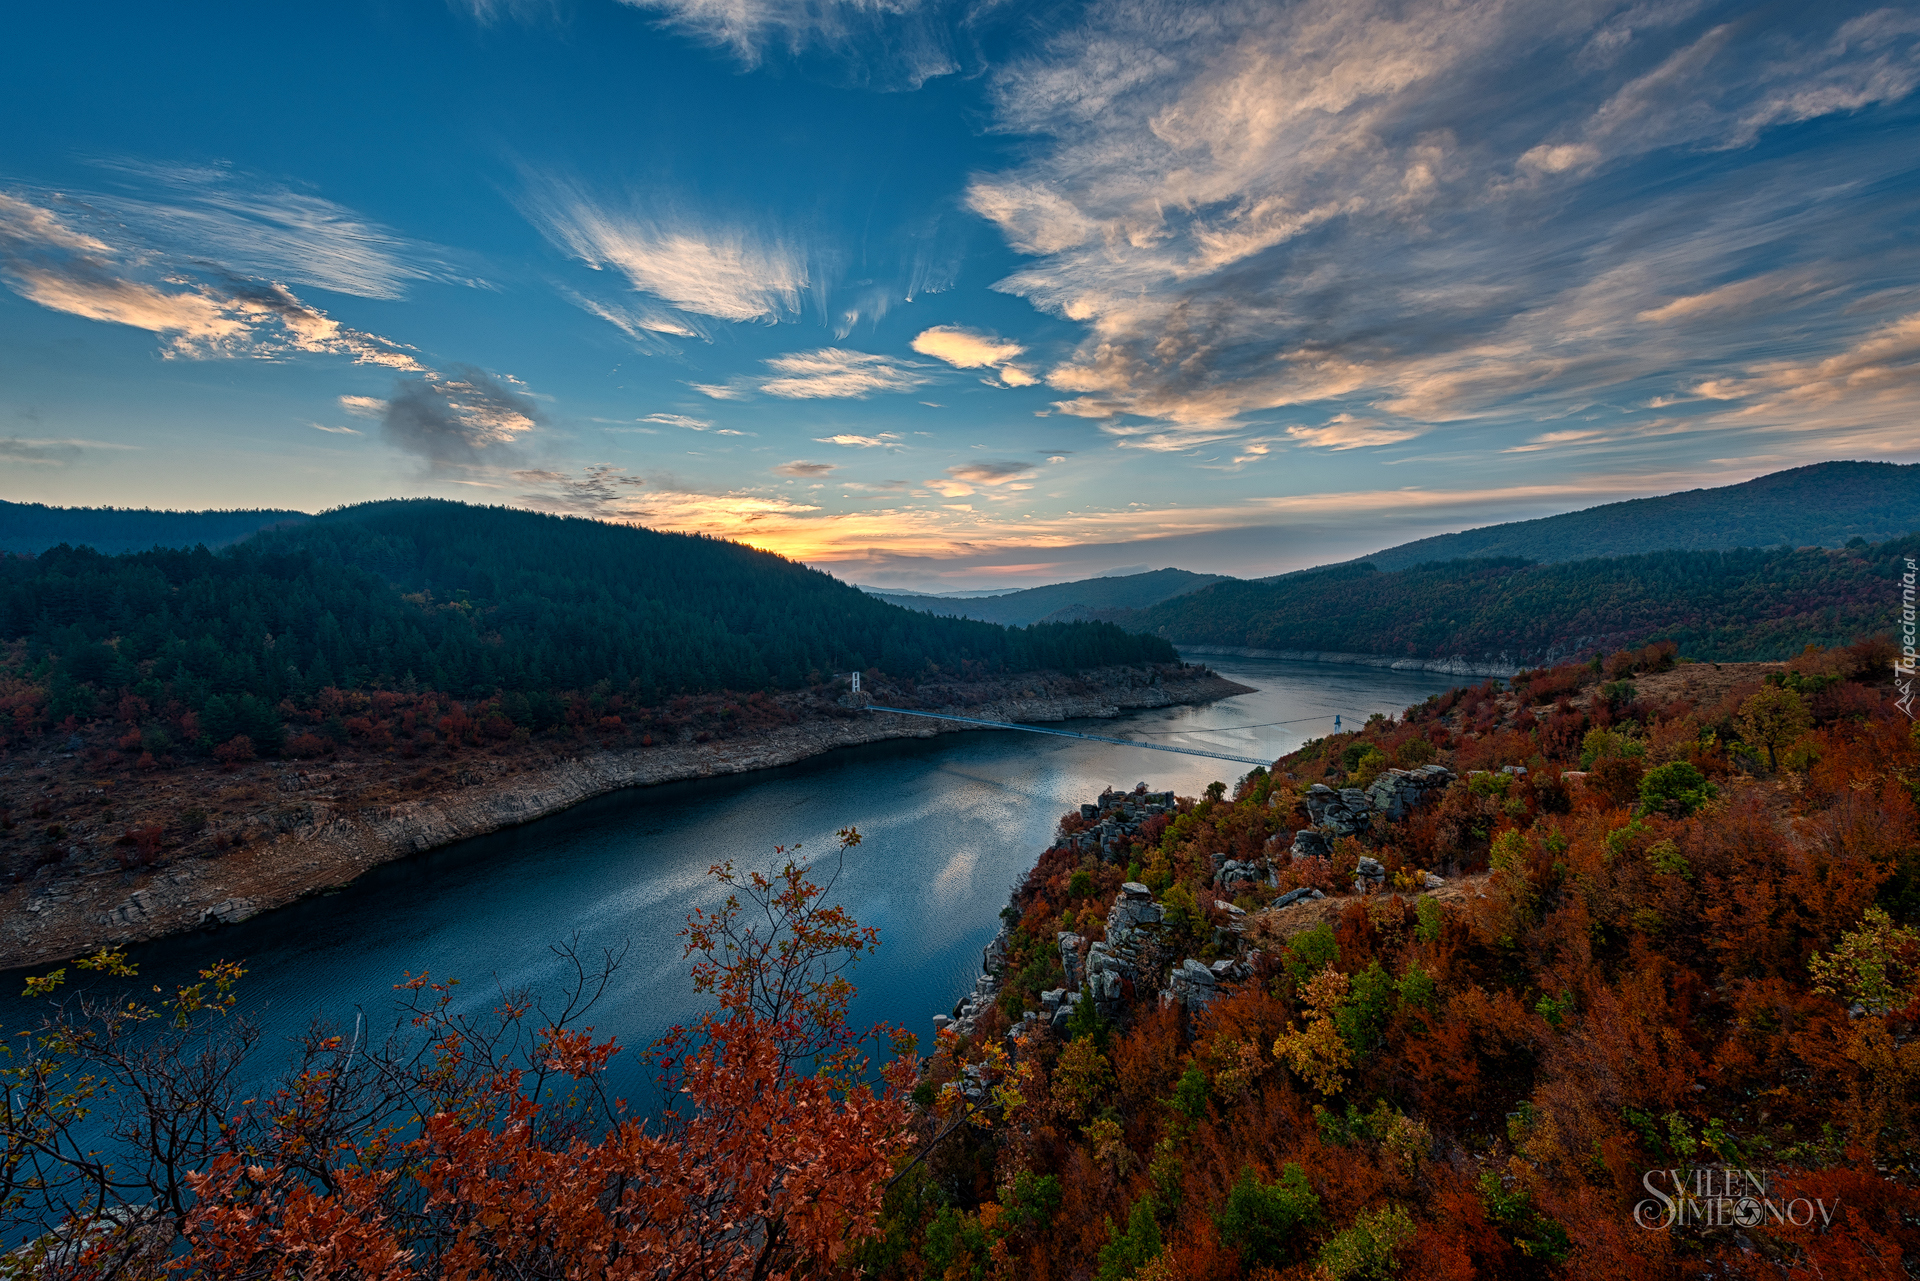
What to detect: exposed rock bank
<box><xmin>1</xmin><ymin>666</ymin><xmax>1248</xmax><ymax>971</ymax></box>
<box><xmin>1176</xmin><ymin>644</ymin><xmax>1519</xmax><ymax>679</ymax></box>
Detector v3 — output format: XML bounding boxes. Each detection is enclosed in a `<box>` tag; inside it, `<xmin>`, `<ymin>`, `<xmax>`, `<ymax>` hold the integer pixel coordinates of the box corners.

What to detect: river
<box><xmin>1</xmin><ymin>654</ymin><xmax>1468</xmax><ymax>1108</ymax></box>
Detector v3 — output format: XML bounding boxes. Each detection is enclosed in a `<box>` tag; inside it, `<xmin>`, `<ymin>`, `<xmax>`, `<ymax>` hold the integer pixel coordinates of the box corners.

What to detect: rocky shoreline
<box><xmin>1</xmin><ymin>666</ymin><xmax>1250</xmax><ymax>971</ymax></box>
<box><xmin>1175</xmin><ymin>644</ymin><xmax>1519</xmax><ymax>679</ymax></box>
<box><xmin>935</xmin><ymin>763</ymin><xmax>1467</xmax><ymax>1063</ymax></box>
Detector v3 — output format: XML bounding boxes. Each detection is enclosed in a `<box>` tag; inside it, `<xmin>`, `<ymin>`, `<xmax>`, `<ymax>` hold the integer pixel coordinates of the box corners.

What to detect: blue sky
<box><xmin>2</xmin><ymin>0</ymin><xmax>1917</xmax><ymax>590</ymax></box>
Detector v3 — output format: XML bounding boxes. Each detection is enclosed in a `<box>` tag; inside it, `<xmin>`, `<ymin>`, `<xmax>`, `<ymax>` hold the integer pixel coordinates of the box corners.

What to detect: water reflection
<box><xmin>1</xmin><ymin>655</ymin><xmax>1472</xmax><ymax>1102</ymax></box>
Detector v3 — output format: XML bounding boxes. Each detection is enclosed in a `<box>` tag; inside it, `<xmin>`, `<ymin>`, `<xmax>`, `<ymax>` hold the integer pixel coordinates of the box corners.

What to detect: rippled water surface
<box><xmin>1</xmin><ymin>655</ymin><xmax>1469</xmax><ymax>1102</ymax></box>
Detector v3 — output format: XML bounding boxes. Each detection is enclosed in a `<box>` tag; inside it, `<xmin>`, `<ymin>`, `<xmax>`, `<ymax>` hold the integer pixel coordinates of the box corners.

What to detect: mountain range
<box><xmin>1336</xmin><ymin>460</ymin><xmax>1920</xmax><ymax>573</ymax></box>
<box><xmin>865</xmin><ymin>567</ymin><xmax>1229</xmax><ymax>627</ymax></box>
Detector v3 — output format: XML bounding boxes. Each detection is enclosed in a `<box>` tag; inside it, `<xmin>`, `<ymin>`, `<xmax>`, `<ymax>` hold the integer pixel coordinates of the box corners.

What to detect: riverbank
<box><xmin>1174</xmin><ymin>644</ymin><xmax>1520</xmax><ymax>678</ymax></box>
<box><xmin>0</xmin><ymin>665</ymin><xmax>1250</xmax><ymax>970</ymax></box>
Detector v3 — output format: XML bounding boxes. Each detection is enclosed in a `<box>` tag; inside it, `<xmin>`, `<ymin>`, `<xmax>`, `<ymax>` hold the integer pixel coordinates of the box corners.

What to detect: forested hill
<box><xmin>1121</xmin><ymin>535</ymin><xmax>1919</xmax><ymax>664</ymax></box>
<box><xmin>868</xmin><ymin>567</ymin><xmax>1230</xmax><ymax>627</ymax></box>
<box><xmin>0</xmin><ymin>500</ymin><xmax>310</xmax><ymax>555</ymax></box>
<box><xmin>0</xmin><ymin>500</ymin><xmax>1176</xmax><ymax>751</ymax></box>
<box><xmin>1345</xmin><ymin>460</ymin><xmax>1920</xmax><ymax>572</ymax></box>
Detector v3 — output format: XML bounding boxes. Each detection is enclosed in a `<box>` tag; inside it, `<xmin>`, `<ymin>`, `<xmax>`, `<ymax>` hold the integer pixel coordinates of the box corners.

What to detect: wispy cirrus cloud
<box><xmin>564</xmin><ymin>291</ymin><xmax>709</xmax><ymax>355</ymax></box>
<box><xmin>968</xmin><ymin>0</ymin><xmax>1920</xmax><ymax>454</ymax></box>
<box><xmin>815</xmin><ymin>432</ymin><xmax>901</xmax><ymax>447</ymax></box>
<box><xmin>82</xmin><ymin>160</ymin><xmax>479</xmax><ymax>300</ymax></box>
<box><xmin>0</xmin><ymin>190</ymin><xmax>426</xmax><ymax>369</ymax></box>
<box><xmin>1286</xmin><ymin>415</ymin><xmax>1423</xmax><ymax>451</ymax></box>
<box><xmin>618</xmin><ymin>0</ymin><xmax>960</xmax><ymax>89</ymax></box>
<box><xmin>926</xmin><ymin>458</ymin><xmax>1036</xmax><ymax>497</ymax></box>
<box><xmin>524</xmin><ymin>180</ymin><xmax>808</xmax><ymax>325</ymax></box>
<box><xmin>696</xmin><ymin>348</ymin><xmax>932</xmax><ymax>400</ymax></box>
<box><xmin>0</xmin><ymin>435</ymin><xmax>140</xmax><ymax>467</ymax></box>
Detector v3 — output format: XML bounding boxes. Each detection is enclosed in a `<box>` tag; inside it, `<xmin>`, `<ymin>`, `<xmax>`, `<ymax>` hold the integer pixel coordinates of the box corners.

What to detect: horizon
<box><xmin>5</xmin><ymin>455</ymin><xmax>1917</xmax><ymax>594</ymax></box>
<box><xmin>5</xmin><ymin>2</ymin><xmax>1918</xmax><ymax>592</ymax></box>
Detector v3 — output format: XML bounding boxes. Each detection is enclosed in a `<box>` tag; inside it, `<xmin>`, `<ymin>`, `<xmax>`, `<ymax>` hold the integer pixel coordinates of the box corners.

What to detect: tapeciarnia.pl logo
<box><xmin>1897</xmin><ymin>556</ymin><xmax>1916</xmax><ymax>719</ymax></box>
<box><xmin>1634</xmin><ymin>1167</ymin><xmax>1839</xmax><ymax>1230</ymax></box>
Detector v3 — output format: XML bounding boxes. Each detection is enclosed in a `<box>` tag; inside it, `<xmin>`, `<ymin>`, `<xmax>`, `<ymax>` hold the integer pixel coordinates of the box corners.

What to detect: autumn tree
<box><xmin>1735</xmin><ymin>683</ymin><xmax>1812</xmax><ymax>771</ymax></box>
<box><xmin>3</xmin><ymin>828</ymin><xmax>914</xmax><ymax>1279</ymax></box>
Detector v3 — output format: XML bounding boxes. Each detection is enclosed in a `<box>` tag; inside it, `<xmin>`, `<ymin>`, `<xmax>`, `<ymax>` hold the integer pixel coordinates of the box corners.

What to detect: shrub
<box><xmin>1317</xmin><ymin>1203</ymin><xmax>1417</xmax><ymax>1280</ymax></box>
<box><xmin>1414</xmin><ymin>895</ymin><xmax>1442</xmax><ymax>944</ymax></box>
<box><xmin>1287</xmin><ymin>922</ymin><xmax>1340</xmax><ymax>981</ymax></box>
<box><xmin>1215</xmin><ymin>1163</ymin><xmax>1320</xmax><ymax>1265</ymax></box>
<box><xmin>211</xmin><ymin>735</ymin><xmax>256</xmax><ymax>769</ymax></box>
<box><xmin>1334</xmin><ymin>961</ymin><xmax>1397</xmax><ymax>1057</ymax></box>
<box><xmin>923</xmin><ymin>1206</ymin><xmax>989</xmax><ymax>1281</ymax></box>
<box><xmin>1096</xmin><ymin>1196</ymin><xmax>1162</xmax><ymax>1281</ymax></box>
<box><xmin>1638</xmin><ymin>761</ymin><xmax>1716</xmax><ymax>816</ymax></box>
<box><xmin>1735</xmin><ymin>685</ymin><xmax>1813</xmax><ymax>772</ymax></box>
<box><xmin>284</xmin><ymin>732</ymin><xmax>332</xmax><ymax>759</ymax></box>
<box><xmin>1169</xmin><ymin>1063</ymin><xmax>1209</xmax><ymax>1121</ymax></box>
<box><xmin>999</xmin><ymin>1171</ymin><xmax>1063</xmax><ymax>1232</ymax></box>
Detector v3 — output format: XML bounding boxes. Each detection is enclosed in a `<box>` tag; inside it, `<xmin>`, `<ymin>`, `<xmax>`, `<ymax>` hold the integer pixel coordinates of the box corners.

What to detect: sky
<box><xmin>2</xmin><ymin>0</ymin><xmax>1917</xmax><ymax>591</ymax></box>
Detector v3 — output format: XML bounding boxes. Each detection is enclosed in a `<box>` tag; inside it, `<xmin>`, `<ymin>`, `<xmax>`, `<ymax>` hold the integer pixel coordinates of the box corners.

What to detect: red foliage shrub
<box><xmin>283</xmin><ymin>732</ymin><xmax>331</xmax><ymax>759</ymax></box>
<box><xmin>212</xmin><ymin>735</ymin><xmax>256</xmax><ymax>769</ymax></box>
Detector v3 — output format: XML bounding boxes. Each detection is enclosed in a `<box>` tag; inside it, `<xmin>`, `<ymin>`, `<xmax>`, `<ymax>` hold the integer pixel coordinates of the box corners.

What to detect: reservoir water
<box><xmin>1</xmin><ymin>655</ymin><xmax>1469</xmax><ymax>1107</ymax></box>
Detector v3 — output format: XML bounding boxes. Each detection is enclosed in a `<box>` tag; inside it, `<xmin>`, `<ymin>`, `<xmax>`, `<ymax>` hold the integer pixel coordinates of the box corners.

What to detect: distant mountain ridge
<box><xmin>1115</xmin><ymin>536</ymin><xmax>1919</xmax><ymax>666</ymax></box>
<box><xmin>0</xmin><ymin>500</ymin><xmax>310</xmax><ymax>555</ymax></box>
<box><xmin>1335</xmin><ymin>460</ymin><xmax>1920</xmax><ymax>574</ymax></box>
<box><xmin>869</xmin><ymin>567</ymin><xmax>1231</xmax><ymax>627</ymax></box>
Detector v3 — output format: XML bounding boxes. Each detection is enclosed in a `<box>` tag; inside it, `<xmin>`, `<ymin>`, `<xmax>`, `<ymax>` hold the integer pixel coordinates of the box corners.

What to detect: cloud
<box><xmin>0</xmin><ymin>436</ymin><xmax>138</xmax><ymax>467</ymax></box>
<box><xmin>457</xmin><ymin>0</ymin><xmax>560</xmax><ymax>24</ymax></box>
<box><xmin>309</xmin><ymin>423</ymin><xmax>361</xmax><ymax>434</ymax></box>
<box><xmin>618</xmin><ymin>0</ymin><xmax>959</xmax><ymax>89</ymax></box>
<box><xmin>1688</xmin><ymin>310</ymin><xmax>1920</xmax><ymax>422</ymax></box>
<box><xmin>82</xmin><ymin>160</ymin><xmax>477</xmax><ymax>300</ymax></box>
<box><xmin>945</xmin><ymin>460</ymin><xmax>1035</xmax><ymax>484</ymax></box>
<box><xmin>1285</xmin><ymin>415</ymin><xmax>1423</xmax><ymax>451</ymax></box>
<box><xmin>698</xmin><ymin>348</ymin><xmax>930</xmax><ymax>400</ymax></box>
<box><xmin>379</xmin><ymin>365</ymin><xmax>542</xmax><ymax>469</ymax></box>
<box><xmin>523</xmin><ymin>181</ymin><xmax>807</xmax><ymax>323</ymax></box>
<box><xmin>911</xmin><ymin>324</ymin><xmax>1037</xmax><ymax>387</ymax></box>
<box><xmin>814</xmin><ymin>432</ymin><xmax>901</xmax><ymax>447</ymax></box>
<box><xmin>911</xmin><ymin>325</ymin><xmax>1022</xmax><ymax>367</ymax></box>
<box><xmin>0</xmin><ymin>191</ymin><xmax>425</xmax><ymax>368</ymax></box>
<box><xmin>565</xmin><ymin>291</ymin><xmax>709</xmax><ymax>354</ymax></box>
<box><xmin>513</xmin><ymin>464</ymin><xmax>648</xmax><ymax>514</ymax></box>
<box><xmin>964</xmin><ymin>0</ymin><xmax>1920</xmax><ymax>448</ymax></box>
<box><xmin>641</xmin><ymin>413</ymin><xmax>713</xmax><ymax>429</ymax></box>
<box><xmin>775</xmin><ymin>460</ymin><xmax>837</xmax><ymax>476</ymax></box>
<box><xmin>339</xmin><ymin>395</ymin><xmax>387</xmax><ymax>418</ymax></box>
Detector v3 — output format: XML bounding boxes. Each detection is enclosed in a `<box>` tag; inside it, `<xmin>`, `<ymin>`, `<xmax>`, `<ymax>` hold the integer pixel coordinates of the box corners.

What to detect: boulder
<box><xmin>1363</xmin><ymin>764</ymin><xmax>1456</xmax><ymax>821</ymax></box>
<box><xmin>1290</xmin><ymin>830</ymin><xmax>1333</xmax><ymax>858</ymax></box>
<box><xmin>202</xmin><ymin>898</ymin><xmax>256</xmax><ymax>926</ymax></box>
<box><xmin>1272</xmin><ymin>886</ymin><xmax>1326</xmax><ymax>909</ymax></box>
<box><xmin>1057</xmin><ymin>931</ymin><xmax>1085</xmax><ymax>991</ymax></box>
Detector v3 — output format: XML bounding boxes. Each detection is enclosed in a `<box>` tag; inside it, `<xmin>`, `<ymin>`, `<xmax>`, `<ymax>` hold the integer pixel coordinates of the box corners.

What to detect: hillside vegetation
<box><xmin>0</xmin><ymin>499</ymin><xmax>309</xmax><ymax>556</ymax></box>
<box><xmin>872</xmin><ymin>568</ymin><xmax>1230</xmax><ymax>627</ymax></box>
<box><xmin>12</xmin><ymin>639</ymin><xmax>1914</xmax><ymax>1277</ymax></box>
<box><xmin>0</xmin><ymin>499</ymin><xmax>1174</xmax><ymax>759</ymax></box>
<box><xmin>1121</xmin><ymin>535</ymin><xmax>1919</xmax><ymax>665</ymax></box>
<box><xmin>1349</xmin><ymin>460</ymin><xmax>1920</xmax><ymax>572</ymax></box>
<box><xmin>882</xmin><ymin>637</ymin><xmax>1920</xmax><ymax>1277</ymax></box>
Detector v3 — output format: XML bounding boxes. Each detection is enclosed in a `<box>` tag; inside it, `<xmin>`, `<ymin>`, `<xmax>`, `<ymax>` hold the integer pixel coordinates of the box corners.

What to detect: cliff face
<box><xmin>2</xmin><ymin>667</ymin><xmax>1249</xmax><ymax>970</ymax></box>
